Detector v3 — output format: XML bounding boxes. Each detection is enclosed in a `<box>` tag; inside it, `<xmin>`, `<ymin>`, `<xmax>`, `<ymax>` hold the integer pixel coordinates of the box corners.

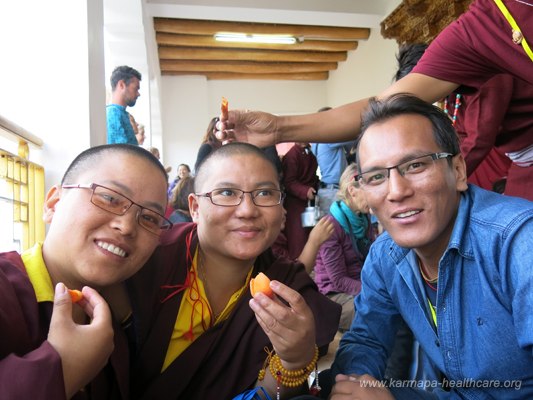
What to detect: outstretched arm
<box><xmin>216</xmin><ymin>74</ymin><xmax>459</xmax><ymax>147</ymax></box>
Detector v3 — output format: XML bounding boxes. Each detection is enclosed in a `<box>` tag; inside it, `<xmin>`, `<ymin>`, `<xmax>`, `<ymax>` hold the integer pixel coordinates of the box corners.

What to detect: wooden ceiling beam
<box><xmin>154</xmin><ymin>18</ymin><xmax>370</xmax><ymax>40</ymax></box>
<box><xmin>160</xmin><ymin>60</ymin><xmax>337</xmax><ymax>74</ymax></box>
<box><xmin>156</xmin><ymin>33</ymin><xmax>358</xmax><ymax>52</ymax></box>
<box><xmin>158</xmin><ymin>47</ymin><xmax>347</xmax><ymax>63</ymax></box>
<box><xmin>162</xmin><ymin>71</ymin><xmax>329</xmax><ymax>80</ymax></box>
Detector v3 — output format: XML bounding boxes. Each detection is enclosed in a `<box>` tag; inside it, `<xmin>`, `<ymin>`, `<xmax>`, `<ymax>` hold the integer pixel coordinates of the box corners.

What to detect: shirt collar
<box><xmin>21</xmin><ymin>242</ymin><xmax>54</xmax><ymax>303</ymax></box>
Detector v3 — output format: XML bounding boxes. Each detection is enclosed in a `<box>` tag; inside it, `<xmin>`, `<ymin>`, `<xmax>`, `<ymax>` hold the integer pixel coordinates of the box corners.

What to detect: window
<box><xmin>0</xmin><ymin>146</ymin><xmax>45</xmax><ymax>252</ymax></box>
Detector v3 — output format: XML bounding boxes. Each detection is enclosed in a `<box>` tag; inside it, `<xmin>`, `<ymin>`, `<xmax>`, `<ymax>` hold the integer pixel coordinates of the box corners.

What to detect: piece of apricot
<box><xmin>250</xmin><ymin>272</ymin><xmax>273</xmax><ymax>298</ymax></box>
<box><xmin>221</xmin><ymin>97</ymin><xmax>229</xmax><ymax>120</ymax></box>
<box><xmin>68</xmin><ymin>289</ymin><xmax>84</xmax><ymax>303</ymax></box>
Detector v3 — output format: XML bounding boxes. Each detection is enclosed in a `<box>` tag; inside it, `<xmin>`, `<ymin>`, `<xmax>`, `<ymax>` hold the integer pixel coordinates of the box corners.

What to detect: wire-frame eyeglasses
<box><xmin>62</xmin><ymin>183</ymin><xmax>173</xmax><ymax>235</ymax></box>
<box><xmin>195</xmin><ymin>188</ymin><xmax>285</xmax><ymax>207</ymax></box>
<box><xmin>354</xmin><ymin>152</ymin><xmax>454</xmax><ymax>191</ymax></box>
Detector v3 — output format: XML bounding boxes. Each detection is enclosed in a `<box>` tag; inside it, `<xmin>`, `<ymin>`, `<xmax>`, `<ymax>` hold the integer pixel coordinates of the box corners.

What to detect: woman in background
<box><xmin>169</xmin><ymin>176</ymin><xmax>194</xmax><ymax>224</ymax></box>
<box><xmin>194</xmin><ymin>117</ymin><xmax>222</xmax><ymax>173</ymax></box>
<box><xmin>314</xmin><ymin>163</ymin><xmax>374</xmax><ymax>332</ymax></box>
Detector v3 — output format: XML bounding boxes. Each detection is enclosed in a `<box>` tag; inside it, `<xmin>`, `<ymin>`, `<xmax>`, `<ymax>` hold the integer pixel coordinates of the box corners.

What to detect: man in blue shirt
<box><xmin>311</xmin><ymin>108</ymin><xmax>356</xmax><ymax>217</ymax></box>
<box><xmin>329</xmin><ymin>94</ymin><xmax>533</xmax><ymax>399</ymax></box>
<box><xmin>106</xmin><ymin>65</ymin><xmax>141</xmax><ymax>145</ymax></box>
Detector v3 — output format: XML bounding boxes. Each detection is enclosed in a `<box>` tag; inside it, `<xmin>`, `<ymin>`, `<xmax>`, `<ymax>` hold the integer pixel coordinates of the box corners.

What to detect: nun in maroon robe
<box><xmin>126</xmin><ymin>223</ymin><xmax>340</xmax><ymax>400</ymax></box>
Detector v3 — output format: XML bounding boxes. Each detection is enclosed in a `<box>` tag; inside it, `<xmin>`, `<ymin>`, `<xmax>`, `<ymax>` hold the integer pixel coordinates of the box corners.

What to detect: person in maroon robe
<box><xmin>396</xmin><ymin>43</ymin><xmax>533</xmax><ymax>200</ymax></box>
<box><xmin>281</xmin><ymin>142</ymin><xmax>320</xmax><ymax>260</ymax></box>
<box><xmin>0</xmin><ymin>144</ymin><xmax>171</xmax><ymax>399</ymax></box>
<box><xmin>127</xmin><ymin>142</ymin><xmax>340</xmax><ymax>400</ymax></box>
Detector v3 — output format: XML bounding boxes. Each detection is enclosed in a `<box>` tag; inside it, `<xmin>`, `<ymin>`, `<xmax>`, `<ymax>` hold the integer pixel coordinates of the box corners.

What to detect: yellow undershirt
<box><xmin>21</xmin><ymin>242</ymin><xmax>54</xmax><ymax>303</ymax></box>
<box><xmin>162</xmin><ymin>249</ymin><xmax>253</xmax><ymax>372</ymax></box>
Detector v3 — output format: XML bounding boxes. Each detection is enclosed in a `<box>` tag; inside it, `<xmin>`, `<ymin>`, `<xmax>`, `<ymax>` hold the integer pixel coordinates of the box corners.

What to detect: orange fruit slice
<box><xmin>68</xmin><ymin>289</ymin><xmax>83</xmax><ymax>303</ymax></box>
<box><xmin>250</xmin><ymin>272</ymin><xmax>273</xmax><ymax>298</ymax></box>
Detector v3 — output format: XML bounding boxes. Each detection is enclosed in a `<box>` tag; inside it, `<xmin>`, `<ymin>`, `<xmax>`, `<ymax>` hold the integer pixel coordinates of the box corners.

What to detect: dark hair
<box><xmin>394</xmin><ymin>43</ymin><xmax>428</xmax><ymax>82</ymax></box>
<box><xmin>61</xmin><ymin>144</ymin><xmax>168</xmax><ymax>184</ymax></box>
<box><xmin>357</xmin><ymin>94</ymin><xmax>460</xmax><ymax>170</ymax></box>
<box><xmin>201</xmin><ymin>117</ymin><xmax>223</xmax><ymax>147</ymax></box>
<box><xmin>195</xmin><ymin>142</ymin><xmax>280</xmax><ymax>192</ymax></box>
<box><xmin>110</xmin><ymin>66</ymin><xmax>142</xmax><ymax>90</ymax></box>
<box><xmin>170</xmin><ymin>176</ymin><xmax>195</xmax><ymax>211</ymax></box>
<box><xmin>178</xmin><ymin>163</ymin><xmax>191</xmax><ymax>172</ymax></box>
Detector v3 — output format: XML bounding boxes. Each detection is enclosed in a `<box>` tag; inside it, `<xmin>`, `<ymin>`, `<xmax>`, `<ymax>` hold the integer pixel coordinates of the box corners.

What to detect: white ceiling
<box><xmin>145</xmin><ymin>0</ymin><xmax>402</xmax><ymax>27</ymax></box>
<box><xmin>147</xmin><ymin>0</ymin><xmax>401</xmax><ymax>19</ymax></box>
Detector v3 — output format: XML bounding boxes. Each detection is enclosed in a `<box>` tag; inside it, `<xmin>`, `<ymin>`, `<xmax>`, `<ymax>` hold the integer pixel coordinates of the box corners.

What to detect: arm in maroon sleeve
<box><xmin>0</xmin><ymin>258</ymin><xmax>67</xmax><ymax>400</ymax></box>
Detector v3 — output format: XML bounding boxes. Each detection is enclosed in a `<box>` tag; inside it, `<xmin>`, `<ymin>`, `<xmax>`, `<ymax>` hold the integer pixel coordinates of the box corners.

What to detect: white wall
<box><xmin>0</xmin><ymin>0</ymin><xmax>106</xmax><ymax>188</ymax></box>
<box><xmin>328</xmin><ymin>28</ymin><xmax>399</xmax><ymax>106</ymax></box>
<box><xmin>161</xmin><ymin>77</ymin><xmax>328</xmax><ymax>174</ymax></box>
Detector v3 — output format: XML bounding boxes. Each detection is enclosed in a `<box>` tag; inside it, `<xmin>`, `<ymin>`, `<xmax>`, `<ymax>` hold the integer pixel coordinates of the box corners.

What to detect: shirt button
<box><xmin>447</xmin><ymin>350</ymin><xmax>452</xmax><ymax>359</ymax></box>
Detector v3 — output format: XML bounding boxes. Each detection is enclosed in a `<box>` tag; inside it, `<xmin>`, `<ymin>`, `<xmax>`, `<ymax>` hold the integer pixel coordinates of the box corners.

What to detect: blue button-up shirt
<box><xmin>106</xmin><ymin>104</ymin><xmax>138</xmax><ymax>145</ymax></box>
<box><xmin>311</xmin><ymin>141</ymin><xmax>354</xmax><ymax>185</ymax></box>
<box><xmin>333</xmin><ymin>185</ymin><xmax>533</xmax><ymax>399</ymax></box>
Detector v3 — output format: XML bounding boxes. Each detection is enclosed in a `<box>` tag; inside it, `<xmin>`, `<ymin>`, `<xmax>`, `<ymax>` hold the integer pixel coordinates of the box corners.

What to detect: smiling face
<box><xmin>43</xmin><ymin>151</ymin><xmax>168</xmax><ymax>289</ymax></box>
<box><xmin>358</xmin><ymin>113</ymin><xmax>467</xmax><ymax>258</ymax></box>
<box><xmin>178</xmin><ymin>165</ymin><xmax>190</xmax><ymax>179</ymax></box>
<box><xmin>190</xmin><ymin>153</ymin><xmax>283</xmax><ymax>263</ymax></box>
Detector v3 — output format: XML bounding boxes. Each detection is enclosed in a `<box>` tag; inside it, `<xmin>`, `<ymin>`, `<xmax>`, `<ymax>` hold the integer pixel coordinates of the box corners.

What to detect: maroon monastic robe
<box><xmin>0</xmin><ymin>251</ymin><xmax>130</xmax><ymax>400</ymax></box>
<box><xmin>127</xmin><ymin>223</ymin><xmax>340</xmax><ymax>400</ymax></box>
<box><xmin>281</xmin><ymin>144</ymin><xmax>319</xmax><ymax>260</ymax></box>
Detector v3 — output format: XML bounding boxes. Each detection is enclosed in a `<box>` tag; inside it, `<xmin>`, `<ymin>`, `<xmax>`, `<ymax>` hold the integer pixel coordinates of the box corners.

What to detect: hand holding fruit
<box><xmin>248</xmin><ymin>278</ymin><xmax>316</xmax><ymax>369</ymax></box>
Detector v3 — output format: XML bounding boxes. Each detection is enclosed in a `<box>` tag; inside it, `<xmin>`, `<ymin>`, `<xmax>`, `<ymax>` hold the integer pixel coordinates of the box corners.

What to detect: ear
<box><xmin>347</xmin><ymin>185</ymin><xmax>357</xmax><ymax>199</ymax></box>
<box><xmin>43</xmin><ymin>185</ymin><xmax>62</xmax><ymax>223</ymax></box>
<box><xmin>188</xmin><ymin>193</ymin><xmax>200</xmax><ymax>222</ymax></box>
<box><xmin>452</xmin><ymin>153</ymin><xmax>468</xmax><ymax>192</ymax></box>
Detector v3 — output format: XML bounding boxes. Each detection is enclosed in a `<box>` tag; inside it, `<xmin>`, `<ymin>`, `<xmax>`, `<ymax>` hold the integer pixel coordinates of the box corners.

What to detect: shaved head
<box><xmin>194</xmin><ymin>142</ymin><xmax>279</xmax><ymax>192</ymax></box>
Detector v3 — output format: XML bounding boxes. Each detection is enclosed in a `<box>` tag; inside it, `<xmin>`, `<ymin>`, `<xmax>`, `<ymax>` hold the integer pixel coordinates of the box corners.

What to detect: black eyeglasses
<box><xmin>354</xmin><ymin>153</ymin><xmax>454</xmax><ymax>192</ymax></box>
<box><xmin>62</xmin><ymin>183</ymin><xmax>173</xmax><ymax>235</ymax></box>
<box><xmin>195</xmin><ymin>188</ymin><xmax>285</xmax><ymax>207</ymax></box>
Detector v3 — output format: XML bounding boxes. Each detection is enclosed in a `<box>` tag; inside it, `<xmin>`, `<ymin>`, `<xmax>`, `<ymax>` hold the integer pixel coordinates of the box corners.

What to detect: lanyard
<box><xmin>427</xmin><ymin>297</ymin><xmax>438</xmax><ymax>328</ymax></box>
<box><xmin>493</xmin><ymin>0</ymin><xmax>533</xmax><ymax>62</ymax></box>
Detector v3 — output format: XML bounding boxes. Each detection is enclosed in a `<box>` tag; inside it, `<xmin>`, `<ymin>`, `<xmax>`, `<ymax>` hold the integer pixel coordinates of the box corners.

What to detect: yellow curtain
<box><xmin>0</xmin><ymin>145</ymin><xmax>45</xmax><ymax>251</ymax></box>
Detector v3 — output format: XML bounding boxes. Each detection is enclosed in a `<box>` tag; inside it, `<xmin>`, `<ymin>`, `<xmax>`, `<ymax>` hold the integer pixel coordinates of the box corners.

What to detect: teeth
<box><xmin>97</xmin><ymin>241</ymin><xmax>127</xmax><ymax>257</ymax></box>
<box><xmin>397</xmin><ymin>210</ymin><xmax>418</xmax><ymax>218</ymax></box>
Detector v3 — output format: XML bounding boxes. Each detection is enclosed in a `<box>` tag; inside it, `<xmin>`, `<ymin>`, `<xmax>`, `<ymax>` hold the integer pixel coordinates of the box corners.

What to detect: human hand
<box><xmin>215</xmin><ymin>109</ymin><xmax>280</xmax><ymax>147</ymax></box>
<box><xmin>47</xmin><ymin>283</ymin><xmax>114</xmax><ymax>398</ymax></box>
<box><xmin>309</xmin><ymin>217</ymin><xmax>334</xmax><ymax>247</ymax></box>
<box><xmin>307</xmin><ymin>187</ymin><xmax>316</xmax><ymax>200</ymax></box>
<box><xmin>330</xmin><ymin>373</ymin><xmax>394</xmax><ymax>400</ymax></box>
<box><xmin>249</xmin><ymin>280</ymin><xmax>316</xmax><ymax>369</ymax></box>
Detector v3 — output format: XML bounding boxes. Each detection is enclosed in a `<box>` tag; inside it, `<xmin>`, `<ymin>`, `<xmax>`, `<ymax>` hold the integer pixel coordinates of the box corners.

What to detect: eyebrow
<box><xmin>100</xmin><ymin>180</ymin><xmax>166</xmax><ymax>214</ymax></box>
<box><xmin>212</xmin><ymin>181</ymin><xmax>279</xmax><ymax>189</ymax></box>
<box><xmin>360</xmin><ymin>151</ymin><xmax>435</xmax><ymax>172</ymax></box>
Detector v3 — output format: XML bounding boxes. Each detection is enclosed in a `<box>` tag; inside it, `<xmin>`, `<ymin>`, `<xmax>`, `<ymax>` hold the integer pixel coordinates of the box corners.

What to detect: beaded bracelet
<box><xmin>258</xmin><ymin>345</ymin><xmax>320</xmax><ymax>399</ymax></box>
